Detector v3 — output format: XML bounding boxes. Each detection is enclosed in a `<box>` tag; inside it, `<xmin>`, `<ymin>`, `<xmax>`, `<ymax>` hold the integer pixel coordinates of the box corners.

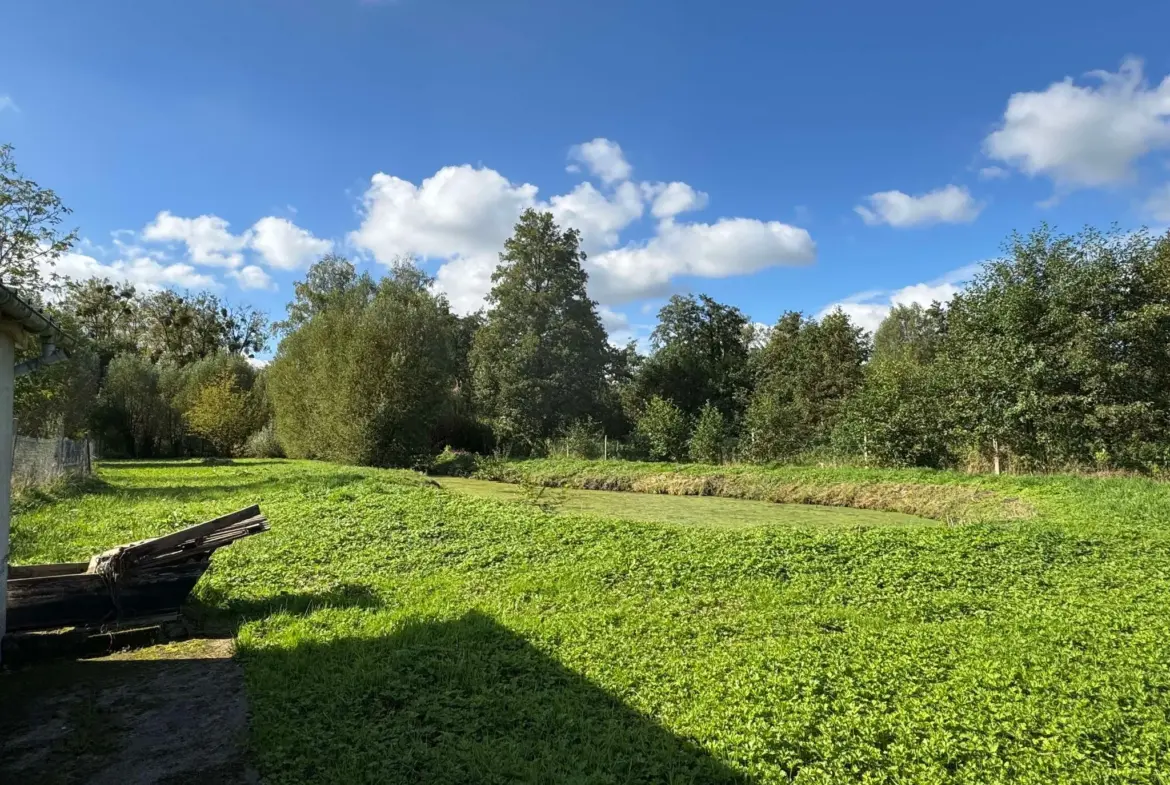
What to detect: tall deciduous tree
<box><xmin>276</xmin><ymin>252</ymin><xmax>375</xmax><ymax>333</ymax></box>
<box><xmin>872</xmin><ymin>302</ymin><xmax>947</xmax><ymax>364</ymax></box>
<box><xmin>269</xmin><ymin>261</ymin><xmax>460</xmax><ymax>467</ymax></box>
<box><xmin>744</xmin><ymin>309</ymin><xmax>867</xmax><ymax>460</ymax></box>
<box><xmin>634</xmin><ymin>294</ymin><xmax>751</xmax><ymax>426</ymax></box>
<box><xmin>0</xmin><ymin>144</ymin><xmax>77</xmax><ymax>292</ymax></box>
<box><xmin>471</xmin><ymin>210</ymin><xmax>610</xmax><ymax>451</ymax></box>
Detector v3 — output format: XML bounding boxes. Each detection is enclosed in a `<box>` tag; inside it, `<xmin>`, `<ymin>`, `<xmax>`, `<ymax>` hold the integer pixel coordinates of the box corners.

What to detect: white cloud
<box><xmin>818</xmin><ymin>265</ymin><xmax>980</xmax><ymax>334</ymax></box>
<box><xmin>589</xmin><ymin>217</ymin><xmax>815</xmax><ymax>303</ymax></box>
<box><xmin>351</xmin><ymin>140</ymin><xmax>817</xmax><ymax>313</ymax></box>
<box><xmin>249</xmin><ymin>216</ymin><xmax>332</xmax><ymax>270</ymax></box>
<box><xmin>246</xmin><ymin>356</ymin><xmax>271</xmax><ymax>369</ymax></box>
<box><xmin>979</xmin><ymin>166</ymin><xmax>1009</xmax><ymax>180</ymax></box>
<box><xmin>349</xmin><ymin>165</ymin><xmax>539</xmax><ymax>313</ymax></box>
<box><xmin>643</xmin><ymin>181</ymin><xmax>709</xmax><ymax>219</ymax></box>
<box><xmin>142</xmin><ymin>211</ymin><xmax>247</xmax><ymax>267</ymax></box>
<box><xmin>50</xmin><ymin>250</ymin><xmax>220</xmax><ymax>292</ymax></box>
<box><xmin>984</xmin><ymin>58</ymin><xmax>1170</xmax><ymax>189</ymax></box>
<box><xmin>855</xmin><ymin>185</ymin><xmax>983</xmax><ymax>228</ymax></box>
<box><xmin>0</xmin><ymin>95</ymin><xmax>18</xmax><ymax>113</ymax></box>
<box><xmin>567</xmin><ymin>138</ymin><xmax>632</xmax><ymax>184</ymax></box>
<box><xmin>229</xmin><ymin>264</ymin><xmax>277</xmax><ymax>291</ymax></box>
<box><xmin>1145</xmin><ymin>183</ymin><xmax>1170</xmax><ymax>223</ymax></box>
<box><xmin>547</xmin><ymin>181</ymin><xmax>644</xmax><ymax>253</ymax></box>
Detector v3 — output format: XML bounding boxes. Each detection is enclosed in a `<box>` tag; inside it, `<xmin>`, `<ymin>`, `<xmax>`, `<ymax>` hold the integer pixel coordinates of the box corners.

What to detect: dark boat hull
<box><xmin>6</xmin><ymin>560</ymin><xmax>209</xmax><ymax>632</ymax></box>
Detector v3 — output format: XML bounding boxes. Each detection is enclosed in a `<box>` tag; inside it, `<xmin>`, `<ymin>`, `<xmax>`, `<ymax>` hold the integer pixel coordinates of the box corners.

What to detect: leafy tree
<box><xmin>941</xmin><ymin>226</ymin><xmax>1170</xmax><ymax>471</ymax></box>
<box><xmin>58</xmin><ymin>278</ymin><xmax>140</xmax><ymax>366</ymax></box>
<box><xmin>0</xmin><ymin>144</ymin><xmax>77</xmax><ymax>292</ymax></box>
<box><xmin>183</xmin><ymin>370</ymin><xmax>256</xmax><ymax>456</ymax></box>
<box><xmin>471</xmin><ymin>210</ymin><xmax>610</xmax><ymax>451</ymax></box>
<box><xmin>637</xmin><ymin>396</ymin><xmax>689</xmax><ymax>462</ymax></box>
<box><xmin>276</xmin><ymin>253</ymin><xmax>375</xmax><ymax>333</ymax></box>
<box><xmin>269</xmin><ymin>261</ymin><xmax>460</xmax><ymax>467</ymax></box>
<box><xmin>688</xmin><ymin>402</ymin><xmax>725</xmax><ymax>464</ymax></box>
<box><xmin>744</xmin><ymin>309</ymin><xmax>867</xmax><ymax>461</ymax></box>
<box><xmin>872</xmin><ymin>302</ymin><xmax>947</xmax><ymax>364</ymax></box>
<box><xmin>833</xmin><ymin>355</ymin><xmax>952</xmax><ymax>468</ymax></box>
<box><xmin>749</xmin><ymin>309</ymin><xmax>868</xmax><ymax>455</ymax></box>
<box><xmin>94</xmin><ymin>354</ymin><xmax>183</xmax><ymax>458</ymax></box>
<box><xmin>634</xmin><ymin>294</ymin><xmax>751</xmax><ymax>425</ymax></box>
<box><xmin>138</xmin><ymin>290</ymin><xmax>267</xmax><ymax>363</ymax></box>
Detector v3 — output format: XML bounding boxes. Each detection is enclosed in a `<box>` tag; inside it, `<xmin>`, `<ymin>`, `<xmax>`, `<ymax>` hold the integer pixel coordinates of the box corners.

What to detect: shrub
<box><xmin>430</xmin><ymin>447</ymin><xmax>479</xmax><ymax>477</ymax></box>
<box><xmin>636</xmin><ymin>396</ymin><xmax>689</xmax><ymax>462</ymax></box>
<box><xmin>184</xmin><ymin>370</ymin><xmax>259</xmax><ymax>457</ymax></box>
<box><xmin>561</xmin><ymin>418</ymin><xmax>604</xmax><ymax>459</ymax></box>
<box><xmin>688</xmin><ymin>403</ymin><xmax>724</xmax><ymax>464</ymax></box>
<box><xmin>243</xmin><ymin>422</ymin><xmax>285</xmax><ymax>458</ymax></box>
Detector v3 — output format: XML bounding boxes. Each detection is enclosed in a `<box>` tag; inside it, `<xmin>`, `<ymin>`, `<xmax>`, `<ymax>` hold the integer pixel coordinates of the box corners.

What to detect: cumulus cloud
<box><xmin>567</xmin><ymin>138</ymin><xmax>632</xmax><ymax>184</ymax></box>
<box><xmin>818</xmin><ymin>265</ymin><xmax>981</xmax><ymax>334</ymax></box>
<box><xmin>50</xmin><ymin>250</ymin><xmax>220</xmax><ymax>292</ymax></box>
<box><xmin>589</xmin><ymin>217</ymin><xmax>815</xmax><ymax>303</ymax></box>
<box><xmin>855</xmin><ymin>185</ymin><xmax>983</xmax><ymax>228</ymax></box>
<box><xmin>547</xmin><ymin>181</ymin><xmax>644</xmax><ymax>253</ymax></box>
<box><xmin>351</xmin><ymin>140</ymin><xmax>814</xmax><ymax>313</ymax></box>
<box><xmin>984</xmin><ymin>58</ymin><xmax>1170</xmax><ymax>189</ymax></box>
<box><xmin>228</xmin><ymin>264</ymin><xmax>277</xmax><ymax>291</ymax></box>
<box><xmin>249</xmin><ymin>216</ymin><xmax>332</xmax><ymax>270</ymax></box>
<box><xmin>643</xmin><ymin>181</ymin><xmax>709</xmax><ymax>219</ymax></box>
<box><xmin>142</xmin><ymin>211</ymin><xmax>248</xmax><ymax>268</ymax></box>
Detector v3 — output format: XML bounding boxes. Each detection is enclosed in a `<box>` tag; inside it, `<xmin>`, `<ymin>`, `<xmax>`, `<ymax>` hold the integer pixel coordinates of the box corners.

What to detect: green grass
<box><xmin>437</xmin><ymin>476</ymin><xmax>936</xmax><ymax>529</ymax></box>
<box><xmin>10</xmin><ymin>458</ymin><xmax>1170</xmax><ymax>783</ymax></box>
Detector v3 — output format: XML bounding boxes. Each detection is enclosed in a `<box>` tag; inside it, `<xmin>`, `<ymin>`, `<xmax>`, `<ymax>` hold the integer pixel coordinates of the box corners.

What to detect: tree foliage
<box><xmin>269</xmin><ymin>261</ymin><xmax>459</xmax><ymax>468</ymax></box>
<box><xmin>689</xmin><ymin>402</ymin><xmax>725</xmax><ymax>464</ymax></box>
<box><xmin>744</xmin><ymin>309</ymin><xmax>868</xmax><ymax>461</ymax></box>
<box><xmin>637</xmin><ymin>396</ymin><xmax>689</xmax><ymax>462</ymax></box>
<box><xmin>634</xmin><ymin>294</ymin><xmax>751</xmax><ymax>425</ymax></box>
<box><xmin>0</xmin><ymin>144</ymin><xmax>77</xmax><ymax>292</ymax></box>
<box><xmin>471</xmin><ymin>210</ymin><xmax>610</xmax><ymax>451</ymax></box>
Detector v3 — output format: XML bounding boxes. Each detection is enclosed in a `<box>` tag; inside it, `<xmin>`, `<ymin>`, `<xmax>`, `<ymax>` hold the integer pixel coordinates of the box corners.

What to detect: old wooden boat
<box><xmin>6</xmin><ymin>505</ymin><xmax>267</xmax><ymax>633</ymax></box>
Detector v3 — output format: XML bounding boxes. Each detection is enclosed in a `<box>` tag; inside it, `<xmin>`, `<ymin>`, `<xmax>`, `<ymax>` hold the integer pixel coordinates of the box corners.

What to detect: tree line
<box><xmin>7</xmin><ymin>143</ymin><xmax>1170</xmax><ymax>473</ymax></box>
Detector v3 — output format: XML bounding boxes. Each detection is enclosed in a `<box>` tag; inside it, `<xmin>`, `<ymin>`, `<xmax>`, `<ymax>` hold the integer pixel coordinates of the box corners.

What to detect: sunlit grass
<box><xmin>11</xmin><ymin>458</ymin><xmax>1170</xmax><ymax>783</ymax></box>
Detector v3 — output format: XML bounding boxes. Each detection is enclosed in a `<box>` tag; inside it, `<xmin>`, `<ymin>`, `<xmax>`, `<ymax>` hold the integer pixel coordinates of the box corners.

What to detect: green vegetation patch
<box><xmin>10</xmin><ymin>459</ymin><xmax>1170</xmax><ymax>783</ymax></box>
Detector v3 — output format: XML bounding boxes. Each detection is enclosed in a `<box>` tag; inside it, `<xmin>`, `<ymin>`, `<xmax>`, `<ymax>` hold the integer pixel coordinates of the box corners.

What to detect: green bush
<box><xmin>430</xmin><ymin>447</ymin><xmax>479</xmax><ymax>477</ymax></box>
<box><xmin>243</xmin><ymin>422</ymin><xmax>285</xmax><ymax>458</ymax></box>
<box><xmin>688</xmin><ymin>403</ymin><xmax>724</xmax><ymax>464</ymax></box>
<box><xmin>636</xmin><ymin>396</ymin><xmax>689</xmax><ymax>462</ymax></box>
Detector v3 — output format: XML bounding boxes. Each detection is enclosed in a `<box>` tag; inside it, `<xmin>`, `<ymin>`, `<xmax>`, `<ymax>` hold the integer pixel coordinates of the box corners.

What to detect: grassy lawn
<box><xmin>436</xmin><ymin>476</ymin><xmax>935</xmax><ymax>529</ymax></box>
<box><xmin>9</xmin><ymin>459</ymin><xmax>1170</xmax><ymax>783</ymax></box>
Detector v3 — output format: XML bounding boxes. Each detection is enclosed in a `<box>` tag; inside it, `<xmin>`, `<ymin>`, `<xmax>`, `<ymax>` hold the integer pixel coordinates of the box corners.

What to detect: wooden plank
<box><xmin>8</xmin><ymin>562</ymin><xmax>88</xmax><ymax>579</ymax></box>
<box><xmin>119</xmin><ymin>504</ymin><xmax>261</xmax><ymax>563</ymax></box>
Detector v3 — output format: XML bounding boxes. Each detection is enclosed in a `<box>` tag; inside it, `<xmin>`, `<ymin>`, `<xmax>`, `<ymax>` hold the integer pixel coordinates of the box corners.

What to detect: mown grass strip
<box><xmin>466</xmin><ymin>458</ymin><xmax>1035</xmax><ymax>523</ymax></box>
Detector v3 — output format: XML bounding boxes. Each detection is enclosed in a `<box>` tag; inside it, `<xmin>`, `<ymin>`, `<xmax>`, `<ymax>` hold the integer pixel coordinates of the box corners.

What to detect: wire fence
<box><xmin>12</xmin><ymin>435</ymin><xmax>94</xmax><ymax>490</ymax></box>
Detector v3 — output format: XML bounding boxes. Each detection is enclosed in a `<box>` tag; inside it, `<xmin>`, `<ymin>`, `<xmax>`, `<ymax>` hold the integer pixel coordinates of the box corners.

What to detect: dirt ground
<box><xmin>0</xmin><ymin>637</ymin><xmax>257</xmax><ymax>785</ymax></box>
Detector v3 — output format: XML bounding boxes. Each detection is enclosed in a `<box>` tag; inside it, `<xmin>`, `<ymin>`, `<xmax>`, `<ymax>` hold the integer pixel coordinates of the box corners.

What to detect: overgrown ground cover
<box><xmin>9</xmin><ymin>459</ymin><xmax>1170</xmax><ymax>783</ymax></box>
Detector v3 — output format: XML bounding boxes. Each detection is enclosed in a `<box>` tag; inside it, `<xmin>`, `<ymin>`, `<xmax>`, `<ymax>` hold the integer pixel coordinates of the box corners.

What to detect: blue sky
<box><xmin>3</xmin><ymin>0</ymin><xmax>1170</xmax><ymax>355</ymax></box>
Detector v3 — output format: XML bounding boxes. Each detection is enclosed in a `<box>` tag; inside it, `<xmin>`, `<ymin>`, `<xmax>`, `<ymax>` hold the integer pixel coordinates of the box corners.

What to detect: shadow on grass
<box><xmin>241</xmin><ymin>610</ymin><xmax>752</xmax><ymax>783</ymax></box>
<box><xmin>98</xmin><ymin>459</ymin><xmax>290</xmax><ymax>469</ymax></box>
<box><xmin>188</xmin><ymin>583</ymin><xmax>384</xmax><ymax>635</ymax></box>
